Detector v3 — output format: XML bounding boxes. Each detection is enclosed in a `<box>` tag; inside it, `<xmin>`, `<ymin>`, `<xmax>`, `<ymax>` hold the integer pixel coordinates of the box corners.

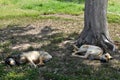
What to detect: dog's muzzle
<box><xmin>44</xmin><ymin>55</ymin><xmax>52</xmax><ymax>63</ymax></box>
<box><xmin>100</xmin><ymin>58</ymin><xmax>109</xmax><ymax>63</ymax></box>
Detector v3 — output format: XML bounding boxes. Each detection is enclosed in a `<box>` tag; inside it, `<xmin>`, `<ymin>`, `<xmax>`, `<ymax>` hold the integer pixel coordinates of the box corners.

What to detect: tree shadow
<box><xmin>0</xmin><ymin>24</ymin><xmax>59</xmax><ymax>59</ymax></box>
<box><xmin>0</xmin><ymin>23</ymin><xmax>79</xmax><ymax>58</ymax></box>
<box><xmin>0</xmin><ymin>23</ymin><xmax>120</xmax><ymax>80</ymax></box>
<box><xmin>0</xmin><ymin>23</ymin><xmax>81</xmax><ymax>79</ymax></box>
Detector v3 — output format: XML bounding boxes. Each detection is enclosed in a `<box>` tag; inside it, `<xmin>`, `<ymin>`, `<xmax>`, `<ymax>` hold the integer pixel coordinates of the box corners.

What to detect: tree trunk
<box><xmin>76</xmin><ymin>0</ymin><xmax>115</xmax><ymax>53</ymax></box>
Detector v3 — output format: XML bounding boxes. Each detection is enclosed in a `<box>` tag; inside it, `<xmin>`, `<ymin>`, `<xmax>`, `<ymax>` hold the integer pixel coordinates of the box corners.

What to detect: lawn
<box><xmin>0</xmin><ymin>0</ymin><xmax>120</xmax><ymax>24</ymax></box>
<box><xmin>0</xmin><ymin>0</ymin><xmax>120</xmax><ymax>80</ymax></box>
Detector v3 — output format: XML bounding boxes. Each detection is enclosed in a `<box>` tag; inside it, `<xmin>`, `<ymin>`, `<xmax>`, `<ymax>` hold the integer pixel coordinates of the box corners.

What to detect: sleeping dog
<box><xmin>72</xmin><ymin>44</ymin><xmax>113</xmax><ymax>62</ymax></box>
<box><xmin>5</xmin><ymin>51</ymin><xmax>52</xmax><ymax>68</ymax></box>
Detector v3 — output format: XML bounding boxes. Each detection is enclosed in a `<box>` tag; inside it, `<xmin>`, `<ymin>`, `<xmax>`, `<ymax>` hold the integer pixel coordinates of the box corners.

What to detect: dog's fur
<box><xmin>5</xmin><ymin>56</ymin><xmax>19</xmax><ymax>66</ymax></box>
<box><xmin>114</xmin><ymin>41</ymin><xmax>120</xmax><ymax>50</ymax></box>
<box><xmin>5</xmin><ymin>51</ymin><xmax>52</xmax><ymax>68</ymax></box>
<box><xmin>72</xmin><ymin>44</ymin><xmax>113</xmax><ymax>62</ymax></box>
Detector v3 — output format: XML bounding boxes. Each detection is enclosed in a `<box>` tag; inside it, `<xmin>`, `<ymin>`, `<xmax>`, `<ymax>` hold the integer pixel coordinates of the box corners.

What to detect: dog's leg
<box><xmin>71</xmin><ymin>51</ymin><xmax>79</xmax><ymax>56</ymax></box>
<box><xmin>80</xmin><ymin>53</ymin><xmax>89</xmax><ymax>58</ymax></box>
<box><xmin>72</xmin><ymin>52</ymin><xmax>89</xmax><ymax>59</ymax></box>
<box><xmin>72</xmin><ymin>44</ymin><xmax>79</xmax><ymax>51</ymax></box>
<box><xmin>72</xmin><ymin>55</ymin><xmax>87</xmax><ymax>58</ymax></box>
<box><xmin>39</xmin><ymin>57</ymin><xmax>45</xmax><ymax>66</ymax></box>
<box><xmin>72</xmin><ymin>50</ymin><xmax>85</xmax><ymax>56</ymax></box>
<box><xmin>27</xmin><ymin>58</ymin><xmax>37</xmax><ymax>68</ymax></box>
<box><xmin>72</xmin><ymin>44</ymin><xmax>78</xmax><ymax>49</ymax></box>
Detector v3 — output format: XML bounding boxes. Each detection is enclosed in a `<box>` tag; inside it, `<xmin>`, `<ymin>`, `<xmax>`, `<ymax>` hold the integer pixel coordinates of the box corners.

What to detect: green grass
<box><xmin>0</xmin><ymin>0</ymin><xmax>120</xmax><ymax>23</ymax></box>
<box><xmin>108</xmin><ymin>0</ymin><xmax>120</xmax><ymax>14</ymax></box>
<box><xmin>107</xmin><ymin>13</ymin><xmax>120</xmax><ymax>23</ymax></box>
<box><xmin>43</xmin><ymin>68</ymin><xmax>120</xmax><ymax>80</ymax></box>
<box><xmin>0</xmin><ymin>64</ymin><xmax>39</xmax><ymax>80</ymax></box>
<box><xmin>0</xmin><ymin>0</ymin><xmax>84</xmax><ymax>19</ymax></box>
<box><xmin>107</xmin><ymin>0</ymin><xmax>120</xmax><ymax>24</ymax></box>
<box><xmin>21</xmin><ymin>0</ymin><xmax>84</xmax><ymax>15</ymax></box>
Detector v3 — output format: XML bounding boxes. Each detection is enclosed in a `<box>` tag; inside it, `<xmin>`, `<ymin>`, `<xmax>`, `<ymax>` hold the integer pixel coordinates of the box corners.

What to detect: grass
<box><xmin>0</xmin><ymin>0</ymin><xmax>120</xmax><ymax>24</ymax></box>
<box><xmin>21</xmin><ymin>0</ymin><xmax>84</xmax><ymax>15</ymax></box>
<box><xmin>43</xmin><ymin>67</ymin><xmax>120</xmax><ymax>80</ymax></box>
<box><xmin>108</xmin><ymin>0</ymin><xmax>120</xmax><ymax>14</ymax></box>
<box><xmin>0</xmin><ymin>65</ymin><xmax>39</xmax><ymax>80</ymax></box>
<box><xmin>107</xmin><ymin>0</ymin><xmax>120</xmax><ymax>24</ymax></box>
<box><xmin>0</xmin><ymin>0</ymin><xmax>84</xmax><ymax>19</ymax></box>
<box><xmin>107</xmin><ymin>13</ymin><xmax>120</xmax><ymax>23</ymax></box>
<box><xmin>0</xmin><ymin>0</ymin><xmax>120</xmax><ymax>80</ymax></box>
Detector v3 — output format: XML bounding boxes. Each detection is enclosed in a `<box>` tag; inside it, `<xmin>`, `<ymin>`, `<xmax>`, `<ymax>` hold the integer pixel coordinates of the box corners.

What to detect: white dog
<box><xmin>72</xmin><ymin>44</ymin><xmax>113</xmax><ymax>62</ymax></box>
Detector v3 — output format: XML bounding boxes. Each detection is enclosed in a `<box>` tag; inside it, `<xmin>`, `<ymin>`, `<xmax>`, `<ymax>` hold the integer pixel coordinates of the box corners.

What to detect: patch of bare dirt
<box><xmin>40</xmin><ymin>14</ymin><xmax>84</xmax><ymax>20</ymax></box>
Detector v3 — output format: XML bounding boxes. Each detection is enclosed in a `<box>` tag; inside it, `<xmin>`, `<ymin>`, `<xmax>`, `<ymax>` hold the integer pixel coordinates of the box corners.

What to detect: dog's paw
<box><xmin>38</xmin><ymin>64</ymin><xmax>45</xmax><ymax>67</ymax></box>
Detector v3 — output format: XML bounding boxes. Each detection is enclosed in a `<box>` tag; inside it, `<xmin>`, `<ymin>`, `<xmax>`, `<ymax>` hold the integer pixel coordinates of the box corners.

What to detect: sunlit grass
<box><xmin>108</xmin><ymin>0</ymin><xmax>120</xmax><ymax>14</ymax></box>
<box><xmin>20</xmin><ymin>0</ymin><xmax>84</xmax><ymax>15</ymax></box>
<box><xmin>0</xmin><ymin>0</ymin><xmax>84</xmax><ymax>19</ymax></box>
<box><xmin>0</xmin><ymin>0</ymin><xmax>120</xmax><ymax>24</ymax></box>
<box><xmin>107</xmin><ymin>13</ymin><xmax>120</xmax><ymax>23</ymax></box>
<box><xmin>0</xmin><ymin>0</ymin><xmax>119</xmax><ymax>24</ymax></box>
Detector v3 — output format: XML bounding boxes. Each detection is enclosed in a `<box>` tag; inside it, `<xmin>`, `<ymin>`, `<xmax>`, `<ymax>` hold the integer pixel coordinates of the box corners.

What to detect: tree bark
<box><xmin>76</xmin><ymin>0</ymin><xmax>115</xmax><ymax>53</ymax></box>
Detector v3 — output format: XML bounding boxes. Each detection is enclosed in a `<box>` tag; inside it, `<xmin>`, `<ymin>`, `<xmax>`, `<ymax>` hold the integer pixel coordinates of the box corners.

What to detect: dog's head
<box><xmin>100</xmin><ymin>53</ymin><xmax>113</xmax><ymax>62</ymax></box>
<box><xmin>40</xmin><ymin>51</ymin><xmax>52</xmax><ymax>62</ymax></box>
<box><xmin>5</xmin><ymin>55</ymin><xmax>20</xmax><ymax>66</ymax></box>
<box><xmin>5</xmin><ymin>57</ymin><xmax>16</xmax><ymax>66</ymax></box>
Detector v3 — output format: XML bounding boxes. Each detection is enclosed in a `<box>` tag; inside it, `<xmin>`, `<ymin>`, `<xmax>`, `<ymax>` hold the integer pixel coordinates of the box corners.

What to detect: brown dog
<box><xmin>5</xmin><ymin>51</ymin><xmax>52</xmax><ymax>68</ymax></box>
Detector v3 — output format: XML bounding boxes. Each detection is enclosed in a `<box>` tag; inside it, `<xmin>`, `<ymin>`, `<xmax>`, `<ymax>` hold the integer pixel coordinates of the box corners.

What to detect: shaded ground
<box><xmin>0</xmin><ymin>14</ymin><xmax>120</xmax><ymax>80</ymax></box>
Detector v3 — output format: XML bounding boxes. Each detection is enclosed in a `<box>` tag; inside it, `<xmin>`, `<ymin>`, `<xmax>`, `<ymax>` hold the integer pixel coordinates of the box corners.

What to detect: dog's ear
<box><xmin>105</xmin><ymin>53</ymin><xmax>113</xmax><ymax>59</ymax></box>
<box><xmin>5</xmin><ymin>59</ymin><xmax>9</xmax><ymax>65</ymax></box>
